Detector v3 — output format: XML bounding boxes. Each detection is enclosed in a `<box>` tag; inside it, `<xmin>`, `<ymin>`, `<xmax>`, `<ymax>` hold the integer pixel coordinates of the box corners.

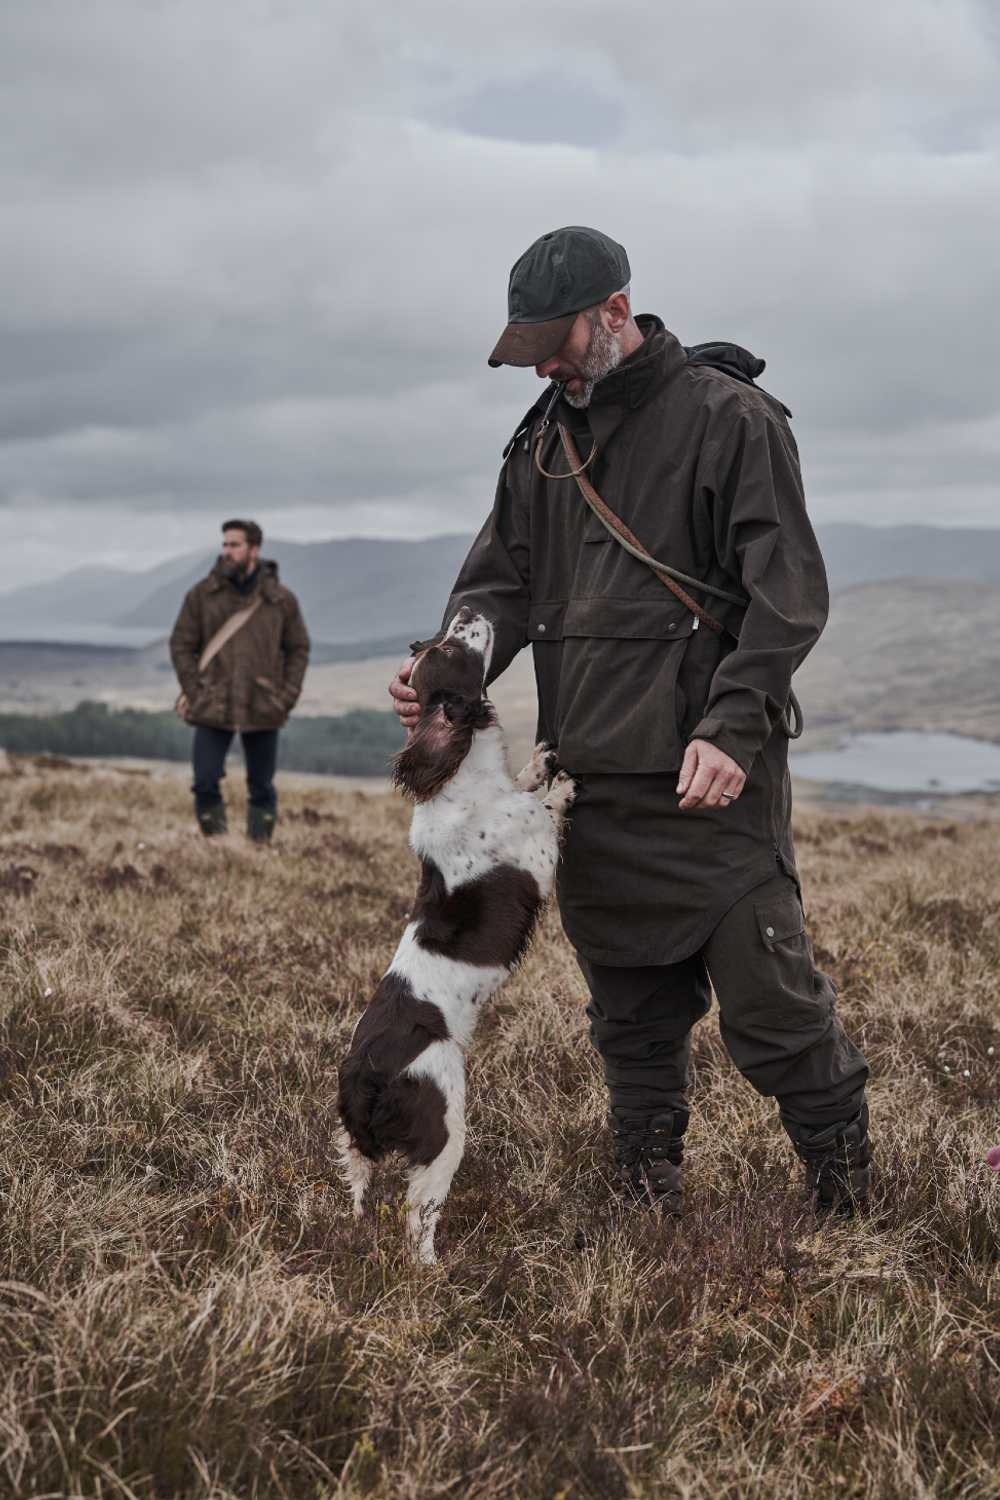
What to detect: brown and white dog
<box><xmin>336</xmin><ymin>607</ymin><xmax>575</xmax><ymax>1262</ymax></box>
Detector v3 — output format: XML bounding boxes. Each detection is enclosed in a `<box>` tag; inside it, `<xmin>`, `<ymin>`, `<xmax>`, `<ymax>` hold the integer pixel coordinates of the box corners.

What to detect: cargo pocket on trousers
<box><xmin>755</xmin><ymin>892</ymin><xmax>805</xmax><ymax>953</ymax></box>
<box><xmin>754</xmin><ymin>890</ymin><xmax>835</xmax><ymax>1028</ymax></box>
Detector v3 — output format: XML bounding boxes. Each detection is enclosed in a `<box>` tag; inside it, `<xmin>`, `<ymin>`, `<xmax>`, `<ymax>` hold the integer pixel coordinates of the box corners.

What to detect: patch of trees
<box><xmin>0</xmin><ymin>701</ymin><xmax>402</xmax><ymax>776</ymax></box>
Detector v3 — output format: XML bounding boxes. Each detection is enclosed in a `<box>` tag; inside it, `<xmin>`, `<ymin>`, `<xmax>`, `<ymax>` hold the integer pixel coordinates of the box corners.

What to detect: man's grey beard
<box><xmin>562</xmin><ymin>318</ymin><xmax>625</xmax><ymax>408</ymax></box>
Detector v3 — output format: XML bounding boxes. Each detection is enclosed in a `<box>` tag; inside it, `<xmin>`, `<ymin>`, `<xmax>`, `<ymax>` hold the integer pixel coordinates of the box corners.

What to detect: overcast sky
<box><xmin>3</xmin><ymin>0</ymin><xmax>999</xmax><ymax>586</ymax></box>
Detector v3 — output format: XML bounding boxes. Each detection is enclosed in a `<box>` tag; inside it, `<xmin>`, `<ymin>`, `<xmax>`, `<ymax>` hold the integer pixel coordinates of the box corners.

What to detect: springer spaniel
<box><xmin>336</xmin><ymin>606</ymin><xmax>575</xmax><ymax>1263</ymax></box>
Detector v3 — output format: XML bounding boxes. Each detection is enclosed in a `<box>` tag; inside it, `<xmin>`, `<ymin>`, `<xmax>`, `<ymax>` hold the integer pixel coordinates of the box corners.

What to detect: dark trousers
<box><xmin>577</xmin><ymin>872</ymin><xmax>869</xmax><ymax>1130</ymax></box>
<box><xmin>191</xmin><ymin>726</ymin><xmax>279</xmax><ymax>813</ymax></box>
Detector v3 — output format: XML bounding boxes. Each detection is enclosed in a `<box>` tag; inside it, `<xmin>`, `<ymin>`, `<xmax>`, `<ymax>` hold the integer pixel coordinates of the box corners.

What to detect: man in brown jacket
<box><xmin>391</xmin><ymin>226</ymin><xmax>871</xmax><ymax>1217</ymax></box>
<box><xmin>170</xmin><ymin>519</ymin><xmax>310</xmax><ymax>842</ymax></box>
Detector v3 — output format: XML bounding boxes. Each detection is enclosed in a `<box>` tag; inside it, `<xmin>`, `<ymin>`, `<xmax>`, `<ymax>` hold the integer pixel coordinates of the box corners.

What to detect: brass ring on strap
<box><xmin>533</xmin><ymin>426</ymin><xmax>598</xmax><ymax>481</ymax></box>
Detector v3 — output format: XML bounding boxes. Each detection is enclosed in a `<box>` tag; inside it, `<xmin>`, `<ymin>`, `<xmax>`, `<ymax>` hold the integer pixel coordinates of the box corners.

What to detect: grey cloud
<box><xmin>440</xmin><ymin>74</ymin><xmax>624</xmax><ymax>148</ymax></box>
<box><xmin>2</xmin><ymin>0</ymin><xmax>999</xmax><ymax>587</ymax></box>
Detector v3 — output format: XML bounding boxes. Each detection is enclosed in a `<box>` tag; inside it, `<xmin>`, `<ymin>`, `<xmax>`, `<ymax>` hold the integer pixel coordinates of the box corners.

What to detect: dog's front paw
<box><xmin>543</xmin><ymin>769</ymin><xmax>577</xmax><ymax>818</ymax></box>
<box><xmin>516</xmin><ymin>740</ymin><xmax>557</xmax><ymax>792</ymax></box>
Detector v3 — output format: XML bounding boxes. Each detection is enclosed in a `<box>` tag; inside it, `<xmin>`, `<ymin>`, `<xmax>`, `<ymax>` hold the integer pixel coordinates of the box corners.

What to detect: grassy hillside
<box><xmin>1</xmin><ymin>760</ymin><xmax>999</xmax><ymax>1497</ymax></box>
<box><xmin>5</xmin><ymin>581</ymin><xmax>1000</xmax><ymax>777</ymax></box>
<box><xmin>795</xmin><ymin>579</ymin><xmax>1000</xmax><ymax>746</ymax></box>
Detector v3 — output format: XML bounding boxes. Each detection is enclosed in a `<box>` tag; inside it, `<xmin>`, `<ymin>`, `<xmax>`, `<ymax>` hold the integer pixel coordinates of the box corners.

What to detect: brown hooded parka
<box><xmin>170</xmin><ymin>559</ymin><xmax>310</xmax><ymax>732</ymax></box>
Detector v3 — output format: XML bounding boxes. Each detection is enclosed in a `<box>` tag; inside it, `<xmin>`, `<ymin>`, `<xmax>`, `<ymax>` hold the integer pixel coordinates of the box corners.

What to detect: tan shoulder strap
<box><xmin>198</xmin><ymin>594</ymin><xmax>263</xmax><ymax>673</ymax></box>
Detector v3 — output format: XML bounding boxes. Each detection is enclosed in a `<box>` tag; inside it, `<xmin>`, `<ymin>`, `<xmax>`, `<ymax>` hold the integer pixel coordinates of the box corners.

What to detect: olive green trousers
<box><xmin>577</xmin><ymin>873</ymin><xmax>869</xmax><ymax>1129</ymax></box>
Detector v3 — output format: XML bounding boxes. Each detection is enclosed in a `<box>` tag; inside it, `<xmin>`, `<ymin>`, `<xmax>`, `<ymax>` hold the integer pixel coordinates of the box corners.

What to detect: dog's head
<box><xmin>392</xmin><ymin>607</ymin><xmax>497</xmax><ymax>802</ymax></box>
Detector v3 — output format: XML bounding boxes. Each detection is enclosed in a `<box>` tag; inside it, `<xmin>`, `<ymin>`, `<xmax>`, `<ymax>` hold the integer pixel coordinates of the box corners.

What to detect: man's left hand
<box><xmin>677</xmin><ymin>739</ymin><xmax>746</xmax><ymax>810</ymax></box>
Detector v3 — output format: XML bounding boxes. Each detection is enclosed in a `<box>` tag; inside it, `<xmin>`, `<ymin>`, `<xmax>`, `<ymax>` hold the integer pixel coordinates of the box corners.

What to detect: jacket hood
<box><xmin>683</xmin><ymin>339</ymin><xmax>790</xmax><ymax>416</ymax></box>
<box><xmin>208</xmin><ymin>557</ymin><xmax>280</xmax><ymax>592</ymax></box>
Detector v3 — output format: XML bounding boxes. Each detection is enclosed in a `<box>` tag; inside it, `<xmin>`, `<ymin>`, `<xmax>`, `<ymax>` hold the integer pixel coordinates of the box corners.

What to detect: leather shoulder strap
<box><xmin>198</xmin><ymin>594</ymin><xmax>263</xmax><ymax>673</ymax></box>
<box><xmin>556</xmin><ymin>425</ymin><xmax>804</xmax><ymax>739</ymax></box>
<box><xmin>556</xmin><ymin>425</ymin><xmax>731</xmax><ymax>635</ymax></box>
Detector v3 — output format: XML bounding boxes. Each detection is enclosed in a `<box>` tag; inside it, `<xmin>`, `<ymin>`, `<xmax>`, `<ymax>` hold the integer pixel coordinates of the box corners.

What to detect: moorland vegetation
<box><xmin>0</xmin><ymin>759</ymin><xmax>998</xmax><ymax>1497</ymax></box>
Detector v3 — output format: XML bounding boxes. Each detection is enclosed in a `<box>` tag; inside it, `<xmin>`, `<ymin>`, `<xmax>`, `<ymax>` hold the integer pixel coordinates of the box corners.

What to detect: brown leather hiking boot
<box><xmin>786</xmin><ymin>1102</ymin><xmax>872</xmax><ymax>1216</ymax></box>
<box><xmin>608</xmin><ymin>1106</ymin><xmax>689</xmax><ymax>1215</ymax></box>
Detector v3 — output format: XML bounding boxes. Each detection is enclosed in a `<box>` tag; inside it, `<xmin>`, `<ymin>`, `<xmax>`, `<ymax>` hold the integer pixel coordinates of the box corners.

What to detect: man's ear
<box><xmin>603</xmin><ymin>291</ymin><xmax>630</xmax><ymax>333</ymax></box>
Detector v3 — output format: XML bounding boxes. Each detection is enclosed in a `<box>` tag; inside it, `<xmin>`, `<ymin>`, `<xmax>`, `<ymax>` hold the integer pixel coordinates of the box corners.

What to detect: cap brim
<box><xmin>487</xmin><ymin>313</ymin><xmax>577</xmax><ymax>368</ymax></box>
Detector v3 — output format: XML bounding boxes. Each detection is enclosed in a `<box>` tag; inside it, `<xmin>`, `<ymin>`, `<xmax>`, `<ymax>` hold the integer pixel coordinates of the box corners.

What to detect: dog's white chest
<box><xmin>410</xmin><ymin>786</ymin><xmax>556</xmax><ymax>895</ymax></box>
<box><xmin>407</xmin><ymin>727</ymin><xmax>557</xmax><ymax>895</ymax></box>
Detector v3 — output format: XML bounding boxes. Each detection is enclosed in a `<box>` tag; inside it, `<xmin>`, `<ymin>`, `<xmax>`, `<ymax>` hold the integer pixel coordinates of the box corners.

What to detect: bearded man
<box><xmin>170</xmin><ymin>519</ymin><xmax>310</xmax><ymax>842</ymax></box>
<box><xmin>390</xmin><ymin>225</ymin><xmax>871</xmax><ymax>1217</ymax></box>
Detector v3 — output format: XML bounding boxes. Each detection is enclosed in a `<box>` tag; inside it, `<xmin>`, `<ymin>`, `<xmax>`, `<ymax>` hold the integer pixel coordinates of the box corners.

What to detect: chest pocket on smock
<box><xmin>528</xmin><ymin>596</ymin><xmax>697</xmax><ymax>775</ymax></box>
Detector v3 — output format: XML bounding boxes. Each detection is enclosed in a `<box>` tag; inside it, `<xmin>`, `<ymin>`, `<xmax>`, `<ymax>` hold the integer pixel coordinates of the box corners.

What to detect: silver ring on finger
<box><xmin>721</xmin><ymin>791</ymin><xmax>736</xmax><ymax>802</ymax></box>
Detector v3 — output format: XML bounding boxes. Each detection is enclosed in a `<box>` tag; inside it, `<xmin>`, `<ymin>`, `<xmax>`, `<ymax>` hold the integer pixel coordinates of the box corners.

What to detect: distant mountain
<box><xmin>0</xmin><ymin>550</ymin><xmax>205</xmax><ymax>637</ymax></box>
<box><xmin>114</xmin><ymin>534</ymin><xmax>477</xmax><ymax>643</ymax></box>
<box><xmin>2</xmin><ymin>524</ymin><xmax>999</xmax><ymax>646</ymax></box>
<box><xmin>818</xmin><ymin>524</ymin><xmax>1000</xmax><ymax>591</ymax></box>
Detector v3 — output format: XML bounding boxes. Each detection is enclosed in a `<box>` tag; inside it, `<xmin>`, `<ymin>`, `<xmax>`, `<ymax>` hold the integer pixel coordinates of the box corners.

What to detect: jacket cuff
<box><xmin>688</xmin><ymin>716</ymin><xmax>757</xmax><ymax>776</ymax></box>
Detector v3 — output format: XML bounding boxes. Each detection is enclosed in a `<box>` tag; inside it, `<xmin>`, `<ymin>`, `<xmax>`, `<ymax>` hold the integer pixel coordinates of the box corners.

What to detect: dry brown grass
<box><xmin>1</xmin><ymin>759</ymin><xmax>999</xmax><ymax>1499</ymax></box>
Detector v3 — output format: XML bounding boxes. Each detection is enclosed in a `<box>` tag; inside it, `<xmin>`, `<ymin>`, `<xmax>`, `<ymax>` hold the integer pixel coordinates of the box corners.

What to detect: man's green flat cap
<box><xmin>488</xmin><ymin>225</ymin><xmax>631</xmax><ymax>368</ymax></box>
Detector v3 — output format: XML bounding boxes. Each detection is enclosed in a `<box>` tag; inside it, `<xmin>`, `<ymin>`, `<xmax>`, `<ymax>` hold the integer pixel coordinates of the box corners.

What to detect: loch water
<box><xmin>791</xmin><ymin>731</ymin><xmax>1000</xmax><ymax>796</ymax></box>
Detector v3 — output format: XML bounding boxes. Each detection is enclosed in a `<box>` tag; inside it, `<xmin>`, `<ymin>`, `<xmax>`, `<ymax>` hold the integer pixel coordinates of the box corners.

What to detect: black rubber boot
<box><xmin>196</xmin><ymin>803</ymin><xmax>228</xmax><ymax>838</ymax></box>
<box><xmin>608</xmin><ymin>1106</ymin><xmax>689</xmax><ymax>1215</ymax></box>
<box><xmin>785</xmin><ymin>1101</ymin><xmax>872</xmax><ymax>1216</ymax></box>
<box><xmin>247</xmin><ymin>805</ymin><xmax>276</xmax><ymax>844</ymax></box>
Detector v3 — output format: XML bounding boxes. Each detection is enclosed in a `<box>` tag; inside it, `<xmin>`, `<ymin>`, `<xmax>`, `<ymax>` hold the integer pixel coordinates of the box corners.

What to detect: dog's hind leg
<box><xmin>404</xmin><ymin>1042</ymin><xmax>467</xmax><ymax>1264</ymax></box>
<box><xmin>406</xmin><ymin>1131</ymin><xmax>465</xmax><ymax>1265</ymax></box>
<box><xmin>515</xmin><ymin>741</ymin><xmax>559</xmax><ymax>792</ymax></box>
<box><xmin>335</xmin><ymin>1128</ymin><xmax>374</xmax><ymax>1218</ymax></box>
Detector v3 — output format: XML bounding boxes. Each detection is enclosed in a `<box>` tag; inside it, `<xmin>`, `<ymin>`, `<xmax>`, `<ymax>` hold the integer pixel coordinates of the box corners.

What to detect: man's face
<box><xmin>220</xmin><ymin>529</ymin><xmax>259</xmax><ymax>578</ymax></box>
<box><xmin>533</xmin><ymin>307</ymin><xmax>624</xmax><ymax>408</ymax></box>
<box><xmin>533</xmin><ymin>313</ymin><xmax>596</xmax><ymax>399</ymax></box>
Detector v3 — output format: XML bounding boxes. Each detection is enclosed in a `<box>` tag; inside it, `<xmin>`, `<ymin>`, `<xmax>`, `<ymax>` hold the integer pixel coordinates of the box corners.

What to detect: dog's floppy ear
<box><xmin>441</xmin><ymin>697</ymin><xmax>495</xmax><ymax>731</ymax></box>
<box><xmin>392</xmin><ymin>707</ymin><xmax>462</xmax><ymax>802</ymax></box>
<box><xmin>392</xmin><ymin>699</ymin><xmax>495</xmax><ymax>802</ymax></box>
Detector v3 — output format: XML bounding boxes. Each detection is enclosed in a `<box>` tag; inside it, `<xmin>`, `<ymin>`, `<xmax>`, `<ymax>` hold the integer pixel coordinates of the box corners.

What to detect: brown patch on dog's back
<box><xmin>413</xmin><ymin>858</ymin><xmax>542</xmax><ymax>970</ymax></box>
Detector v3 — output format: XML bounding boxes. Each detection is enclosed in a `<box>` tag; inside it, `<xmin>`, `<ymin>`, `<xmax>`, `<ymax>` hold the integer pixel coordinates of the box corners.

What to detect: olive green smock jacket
<box><xmin>442</xmin><ymin>316</ymin><xmax>829</xmax><ymax>967</ymax></box>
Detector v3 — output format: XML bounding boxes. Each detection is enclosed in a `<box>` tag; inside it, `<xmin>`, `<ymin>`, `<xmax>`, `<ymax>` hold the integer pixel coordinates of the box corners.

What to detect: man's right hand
<box><xmin>389</xmin><ymin>656</ymin><xmax>421</xmax><ymax>735</ymax></box>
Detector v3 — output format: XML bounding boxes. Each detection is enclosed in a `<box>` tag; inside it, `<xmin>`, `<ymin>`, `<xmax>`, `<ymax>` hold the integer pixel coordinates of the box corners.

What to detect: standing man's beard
<box><xmin>563</xmin><ymin>319</ymin><xmax>625</xmax><ymax>409</ymax></box>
